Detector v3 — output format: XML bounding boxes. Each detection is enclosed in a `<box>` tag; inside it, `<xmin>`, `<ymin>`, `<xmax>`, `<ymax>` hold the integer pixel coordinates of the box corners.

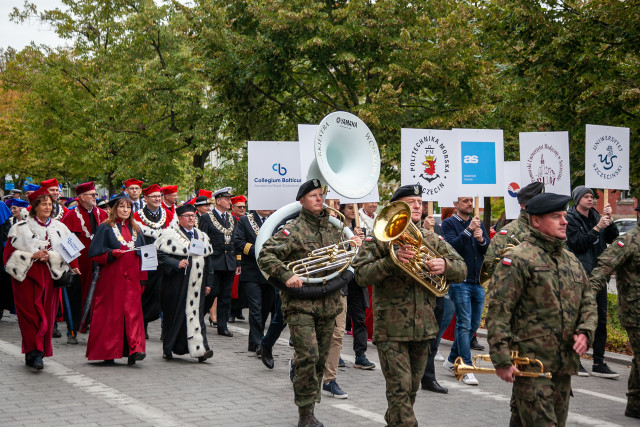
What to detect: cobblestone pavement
<box><xmin>0</xmin><ymin>310</ymin><xmax>635</xmax><ymax>426</ymax></box>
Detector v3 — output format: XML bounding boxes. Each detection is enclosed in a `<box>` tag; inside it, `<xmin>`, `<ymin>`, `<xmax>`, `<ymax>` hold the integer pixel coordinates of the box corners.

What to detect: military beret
<box><xmin>525</xmin><ymin>193</ymin><xmax>571</xmax><ymax>216</ymax></box>
<box><xmin>296</xmin><ymin>179</ymin><xmax>323</xmax><ymax>201</ymax></box>
<box><xmin>390</xmin><ymin>184</ymin><xmax>423</xmax><ymax>202</ymax></box>
<box><xmin>194</xmin><ymin>195</ymin><xmax>211</xmax><ymax>206</ymax></box>
<box><xmin>176</xmin><ymin>204</ymin><xmax>197</xmax><ymax>216</ymax></box>
<box><xmin>517</xmin><ymin>181</ymin><xmax>545</xmax><ymax>204</ymax></box>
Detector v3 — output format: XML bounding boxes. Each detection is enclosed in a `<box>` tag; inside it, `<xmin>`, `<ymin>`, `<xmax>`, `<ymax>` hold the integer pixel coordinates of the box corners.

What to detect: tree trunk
<box><xmin>192</xmin><ymin>151</ymin><xmax>208</xmax><ymax>194</ymax></box>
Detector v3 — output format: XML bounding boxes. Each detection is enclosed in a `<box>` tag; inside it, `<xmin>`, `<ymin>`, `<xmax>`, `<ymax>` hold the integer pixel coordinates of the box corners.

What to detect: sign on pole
<box><xmin>503</xmin><ymin>161</ymin><xmax>522</xmax><ymax>220</ymax></box>
<box><xmin>453</xmin><ymin>128</ymin><xmax>504</xmax><ymax>197</ymax></box>
<box><xmin>519</xmin><ymin>132</ymin><xmax>571</xmax><ymax>195</ymax></box>
<box><xmin>401</xmin><ymin>128</ymin><xmax>458</xmax><ymax>204</ymax></box>
<box><xmin>248</xmin><ymin>141</ymin><xmax>302</xmax><ymax>210</ymax></box>
<box><xmin>585</xmin><ymin>124</ymin><xmax>630</xmax><ymax>190</ymax></box>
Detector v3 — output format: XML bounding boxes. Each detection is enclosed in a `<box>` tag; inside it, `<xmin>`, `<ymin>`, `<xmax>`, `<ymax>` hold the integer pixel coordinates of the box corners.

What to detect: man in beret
<box><xmin>161</xmin><ymin>185</ymin><xmax>178</xmax><ymax>215</ymax></box>
<box><xmin>258</xmin><ymin>179</ymin><xmax>349</xmax><ymax>427</ymax></box>
<box><xmin>352</xmin><ymin>184</ymin><xmax>467</xmax><ymax>426</ymax></box>
<box><xmin>231</xmin><ymin>195</ymin><xmax>247</xmax><ymax>220</ymax></box>
<box><xmin>483</xmin><ymin>181</ymin><xmax>545</xmax><ymax>281</ymax></box>
<box><xmin>566</xmin><ymin>185</ymin><xmax>619</xmax><ymax>378</ymax></box>
<box><xmin>487</xmin><ymin>193</ymin><xmax>597</xmax><ymax>426</ymax></box>
<box><xmin>124</xmin><ymin>179</ymin><xmax>144</xmax><ymax>212</ymax></box>
<box><xmin>134</xmin><ymin>184</ymin><xmax>176</xmax><ymax>338</ymax></box>
<box><xmin>61</xmin><ymin>181</ymin><xmax>109</xmax><ymax>343</ymax></box>
<box><xmin>198</xmin><ymin>187</ymin><xmax>240</xmax><ymax>337</ymax></box>
<box><xmin>591</xmin><ymin>201</ymin><xmax>640</xmax><ymax>419</ymax></box>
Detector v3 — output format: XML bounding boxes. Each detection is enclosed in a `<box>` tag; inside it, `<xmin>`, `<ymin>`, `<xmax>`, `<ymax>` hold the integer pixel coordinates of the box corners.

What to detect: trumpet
<box><xmin>453</xmin><ymin>351</ymin><xmax>552</xmax><ymax>381</ymax></box>
<box><xmin>373</xmin><ymin>201</ymin><xmax>448</xmax><ymax>297</ymax></box>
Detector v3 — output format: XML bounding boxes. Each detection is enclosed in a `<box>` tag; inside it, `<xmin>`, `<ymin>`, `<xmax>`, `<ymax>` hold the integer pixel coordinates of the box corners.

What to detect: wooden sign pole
<box><xmin>474</xmin><ymin>196</ymin><xmax>480</xmax><ymax>218</ymax></box>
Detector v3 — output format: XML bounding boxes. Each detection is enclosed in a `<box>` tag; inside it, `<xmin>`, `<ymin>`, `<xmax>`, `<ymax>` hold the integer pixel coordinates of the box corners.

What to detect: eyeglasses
<box><xmin>235</xmin><ymin>206</ymin><xmax>246</xmax><ymax>209</ymax></box>
<box><xmin>84</xmin><ymin>193</ymin><xmax>98</xmax><ymax>198</ymax></box>
<box><xmin>181</xmin><ymin>214</ymin><xmax>197</xmax><ymax>219</ymax></box>
<box><xmin>127</xmin><ymin>187</ymin><xmax>141</xmax><ymax>191</ymax></box>
<box><xmin>147</xmin><ymin>195</ymin><xmax>162</xmax><ymax>199</ymax></box>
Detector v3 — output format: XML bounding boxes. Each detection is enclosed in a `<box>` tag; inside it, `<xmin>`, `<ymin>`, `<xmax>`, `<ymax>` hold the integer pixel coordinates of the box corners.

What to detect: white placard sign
<box><xmin>248</xmin><ymin>140</ymin><xmax>302</xmax><ymax>210</ymax></box>
<box><xmin>453</xmin><ymin>128</ymin><xmax>504</xmax><ymax>197</ymax></box>
<box><xmin>519</xmin><ymin>131</ymin><xmax>571</xmax><ymax>195</ymax></box>
<box><xmin>585</xmin><ymin>124</ymin><xmax>630</xmax><ymax>190</ymax></box>
<box><xmin>298</xmin><ymin>124</ymin><xmax>379</xmax><ymax>203</ymax></box>
<box><xmin>503</xmin><ymin>161</ymin><xmax>522</xmax><ymax>220</ymax></box>
<box><xmin>55</xmin><ymin>233</ymin><xmax>86</xmax><ymax>264</ymax></box>
<box><xmin>401</xmin><ymin>128</ymin><xmax>458</xmax><ymax>204</ymax></box>
<box><xmin>189</xmin><ymin>238</ymin><xmax>205</xmax><ymax>256</ymax></box>
<box><xmin>140</xmin><ymin>244</ymin><xmax>158</xmax><ymax>271</ymax></box>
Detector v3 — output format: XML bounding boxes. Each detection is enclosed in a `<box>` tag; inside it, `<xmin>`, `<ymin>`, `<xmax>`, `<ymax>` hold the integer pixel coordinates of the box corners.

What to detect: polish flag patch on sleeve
<box><xmin>365</xmin><ymin>236</ymin><xmax>374</xmax><ymax>242</ymax></box>
<box><xmin>617</xmin><ymin>241</ymin><xmax>625</xmax><ymax>247</ymax></box>
<box><xmin>502</xmin><ymin>257</ymin><xmax>512</xmax><ymax>266</ymax></box>
<box><xmin>439</xmin><ymin>235</ymin><xmax>445</xmax><ymax>240</ymax></box>
<box><xmin>499</xmin><ymin>229</ymin><xmax>508</xmax><ymax>235</ymax></box>
<box><xmin>282</xmin><ymin>229</ymin><xmax>290</xmax><ymax>237</ymax></box>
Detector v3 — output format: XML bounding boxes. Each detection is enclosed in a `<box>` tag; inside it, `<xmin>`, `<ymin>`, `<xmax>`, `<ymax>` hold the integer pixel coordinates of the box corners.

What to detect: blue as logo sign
<box><xmin>463</xmin><ymin>155</ymin><xmax>479</xmax><ymax>164</ymax></box>
<box><xmin>272</xmin><ymin>163</ymin><xmax>287</xmax><ymax>176</ymax></box>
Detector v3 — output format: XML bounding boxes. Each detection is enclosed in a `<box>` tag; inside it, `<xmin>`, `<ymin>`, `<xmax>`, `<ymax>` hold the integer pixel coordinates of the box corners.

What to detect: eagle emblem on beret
<box><xmin>313</xmin><ymin>179</ymin><xmax>319</xmax><ymax>187</ymax></box>
<box><xmin>414</xmin><ymin>185</ymin><xmax>419</xmax><ymax>195</ymax></box>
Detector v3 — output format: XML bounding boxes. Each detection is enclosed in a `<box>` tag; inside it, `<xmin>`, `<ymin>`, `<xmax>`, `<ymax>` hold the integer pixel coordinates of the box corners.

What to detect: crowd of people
<box><xmin>0</xmin><ymin>176</ymin><xmax>639</xmax><ymax>427</ymax></box>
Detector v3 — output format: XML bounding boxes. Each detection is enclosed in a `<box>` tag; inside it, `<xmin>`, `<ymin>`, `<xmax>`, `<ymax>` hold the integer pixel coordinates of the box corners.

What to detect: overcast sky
<box><xmin>0</xmin><ymin>0</ymin><xmax>65</xmax><ymax>51</ymax></box>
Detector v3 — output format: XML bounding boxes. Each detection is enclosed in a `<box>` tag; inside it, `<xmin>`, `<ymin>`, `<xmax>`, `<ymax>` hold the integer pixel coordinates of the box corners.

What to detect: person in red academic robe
<box><xmin>161</xmin><ymin>185</ymin><xmax>178</xmax><ymax>216</ymax></box>
<box><xmin>60</xmin><ymin>181</ymin><xmax>108</xmax><ymax>340</ymax></box>
<box><xmin>3</xmin><ymin>188</ymin><xmax>79</xmax><ymax>370</ymax></box>
<box><xmin>86</xmin><ymin>194</ymin><xmax>147</xmax><ymax>365</ymax></box>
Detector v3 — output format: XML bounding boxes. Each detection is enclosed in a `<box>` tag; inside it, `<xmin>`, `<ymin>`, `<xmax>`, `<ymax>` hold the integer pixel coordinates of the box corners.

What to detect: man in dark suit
<box><xmin>235</xmin><ymin>209</ymin><xmax>275</xmax><ymax>354</ymax></box>
<box><xmin>197</xmin><ymin>187</ymin><xmax>240</xmax><ymax>337</ymax></box>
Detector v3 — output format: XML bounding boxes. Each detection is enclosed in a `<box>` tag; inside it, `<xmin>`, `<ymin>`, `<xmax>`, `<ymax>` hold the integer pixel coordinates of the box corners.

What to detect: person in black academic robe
<box><xmin>155</xmin><ymin>204</ymin><xmax>214</xmax><ymax>361</ymax></box>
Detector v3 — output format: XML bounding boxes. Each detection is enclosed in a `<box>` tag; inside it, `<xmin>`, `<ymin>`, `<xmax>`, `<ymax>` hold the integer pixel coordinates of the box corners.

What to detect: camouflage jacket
<box><xmin>257</xmin><ymin>207</ymin><xmax>343</xmax><ymax>316</ymax></box>
<box><xmin>482</xmin><ymin>210</ymin><xmax>530</xmax><ymax>280</ymax></box>
<box><xmin>352</xmin><ymin>227</ymin><xmax>467</xmax><ymax>343</ymax></box>
<box><xmin>590</xmin><ymin>223</ymin><xmax>640</xmax><ymax>328</ymax></box>
<box><xmin>486</xmin><ymin>226</ymin><xmax>597</xmax><ymax>375</ymax></box>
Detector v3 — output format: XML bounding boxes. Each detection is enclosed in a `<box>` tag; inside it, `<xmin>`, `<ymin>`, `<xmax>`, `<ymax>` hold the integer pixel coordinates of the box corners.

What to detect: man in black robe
<box><xmin>156</xmin><ymin>204</ymin><xmax>214</xmax><ymax>362</ymax></box>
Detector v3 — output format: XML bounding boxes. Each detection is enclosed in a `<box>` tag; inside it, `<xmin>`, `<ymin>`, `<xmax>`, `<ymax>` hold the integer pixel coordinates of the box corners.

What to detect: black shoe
<box><xmin>32</xmin><ymin>356</ymin><xmax>44</xmax><ymax>371</ymax></box>
<box><xmin>218</xmin><ymin>329</ymin><xmax>233</xmax><ymax>337</ymax></box>
<box><xmin>25</xmin><ymin>353</ymin><xmax>35</xmax><ymax>367</ymax></box>
<box><xmin>625</xmin><ymin>405</ymin><xmax>640</xmax><ymax>419</ymax></box>
<box><xmin>578</xmin><ymin>363</ymin><xmax>590</xmax><ymax>377</ymax></box>
<box><xmin>298</xmin><ymin>413</ymin><xmax>323</xmax><ymax>427</ymax></box>
<box><xmin>470</xmin><ymin>337</ymin><xmax>485</xmax><ymax>351</ymax></box>
<box><xmin>261</xmin><ymin>346</ymin><xmax>274</xmax><ymax>369</ymax></box>
<box><xmin>592</xmin><ymin>363</ymin><xmax>620</xmax><ymax>379</ymax></box>
<box><xmin>128</xmin><ymin>352</ymin><xmax>146</xmax><ymax>365</ymax></box>
<box><xmin>228</xmin><ymin>316</ymin><xmax>236</xmax><ymax>324</ymax></box>
<box><xmin>255</xmin><ymin>345</ymin><xmax>262</xmax><ymax>357</ymax></box>
<box><xmin>236</xmin><ymin>313</ymin><xmax>245</xmax><ymax>320</ymax></box>
<box><xmin>162</xmin><ymin>352</ymin><xmax>172</xmax><ymax>360</ymax></box>
<box><xmin>422</xmin><ymin>379</ymin><xmax>448</xmax><ymax>394</ymax></box>
<box><xmin>208</xmin><ymin>317</ymin><xmax>217</xmax><ymax>327</ymax></box>
<box><xmin>52</xmin><ymin>327</ymin><xmax>61</xmax><ymax>338</ymax></box>
<box><xmin>198</xmin><ymin>349</ymin><xmax>214</xmax><ymax>363</ymax></box>
<box><xmin>67</xmin><ymin>335</ymin><xmax>78</xmax><ymax>345</ymax></box>
<box><xmin>103</xmin><ymin>359</ymin><xmax>115</xmax><ymax>365</ymax></box>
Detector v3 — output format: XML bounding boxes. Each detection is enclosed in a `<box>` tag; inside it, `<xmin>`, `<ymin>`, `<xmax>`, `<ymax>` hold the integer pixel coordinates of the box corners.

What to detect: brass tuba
<box><xmin>373</xmin><ymin>201</ymin><xmax>449</xmax><ymax>297</ymax></box>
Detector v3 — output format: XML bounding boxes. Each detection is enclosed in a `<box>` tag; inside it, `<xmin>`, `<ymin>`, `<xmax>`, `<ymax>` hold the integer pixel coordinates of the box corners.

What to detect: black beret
<box><xmin>96</xmin><ymin>198</ymin><xmax>109</xmax><ymax>209</ymax></box>
<box><xmin>517</xmin><ymin>181</ymin><xmax>545</xmax><ymax>204</ymax></box>
<box><xmin>390</xmin><ymin>184</ymin><xmax>423</xmax><ymax>202</ymax></box>
<box><xmin>296</xmin><ymin>179</ymin><xmax>323</xmax><ymax>201</ymax></box>
<box><xmin>525</xmin><ymin>193</ymin><xmax>571</xmax><ymax>216</ymax></box>
<box><xmin>108</xmin><ymin>193</ymin><xmax>131</xmax><ymax>208</ymax></box>
<box><xmin>194</xmin><ymin>196</ymin><xmax>211</xmax><ymax>206</ymax></box>
<box><xmin>176</xmin><ymin>204</ymin><xmax>197</xmax><ymax>216</ymax></box>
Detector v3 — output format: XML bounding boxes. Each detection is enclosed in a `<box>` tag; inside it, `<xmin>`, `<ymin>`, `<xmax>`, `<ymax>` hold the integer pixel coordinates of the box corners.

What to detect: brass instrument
<box><xmin>373</xmin><ymin>201</ymin><xmax>449</xmax><ymax>297</ymax></box>
<box><xmin>453</xmin><ymin>351</ymin><xmax>552</xmax><ymax>381</ymax></box>
<box><xmin>286</xmin><ymin>204</ymin><xmax>358</xmax><ymax>280</ymax></box>
<box><xmin>480</xmin><ymin>235</ymin><xmax>521</xmax><ymax>286</ymax></box>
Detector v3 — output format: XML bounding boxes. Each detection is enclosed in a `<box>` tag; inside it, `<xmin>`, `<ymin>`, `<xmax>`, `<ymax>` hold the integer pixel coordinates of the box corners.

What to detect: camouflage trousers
<box><xmin>377</xmin><ymin>340</ymin><xmax>430</xmax><ymax>427</ymax></box>
<box><xmin>287</xmin><ymin>310</ymin><xmax>337</xmax><ymax>415</ymax></box>
<box><xmin>509</xmin><ymin>375</ymin><xmax>571</xmax><ymax>427</ymax></box>
<box><xmin>625</xmin><ymin>326</ymin><xmax>640</xmax><ymax>408</ymax></box>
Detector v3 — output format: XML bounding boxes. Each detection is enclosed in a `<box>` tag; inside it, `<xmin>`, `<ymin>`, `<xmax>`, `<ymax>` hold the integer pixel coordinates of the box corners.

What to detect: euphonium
<box><xmin>453</xmin><ymin>351</ymin><xmax>552</xmax><ymax>381</ymax></box>
<box><xmin>373</xmin><ymin>201</ymin><xmax>449</xmax><ymax>297</ymax></box>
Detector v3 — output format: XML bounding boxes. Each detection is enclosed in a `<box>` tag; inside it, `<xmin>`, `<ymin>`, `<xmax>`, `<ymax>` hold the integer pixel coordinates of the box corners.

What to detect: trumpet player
<box><xmin>352</xmin><ymin>184</ymin><xmax>467</xmax><ymax>427</ymax></box>
<box><xmin>486</xmin><ymin>193</ymin><xmax>597</xmax><ymax>427</ymax></box>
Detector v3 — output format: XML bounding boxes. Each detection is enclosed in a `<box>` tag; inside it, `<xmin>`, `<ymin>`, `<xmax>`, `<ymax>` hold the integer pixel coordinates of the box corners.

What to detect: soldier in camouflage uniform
<box><xmin>487</xmin><ymin>193</ymin><xmax>597</xmax><ymax>427</ymax></box>
<box><xmin>590</xmin><ymin>202</ymin><xmax>640</xmax><ymax>419</ymax></box>
<box><xmin>482</xmin><ymin>181</ymin><xmax>544</xmax><ymax>280</ymax></box>
<box><xmin>257</xmin><ymin>179</ymin><xmax>345</xmax><ymax>427</ymax></box>
<box><xmin>352</xmin><ymin>184</ymin><xmax>467</xmax><ymax>427</ymax></box>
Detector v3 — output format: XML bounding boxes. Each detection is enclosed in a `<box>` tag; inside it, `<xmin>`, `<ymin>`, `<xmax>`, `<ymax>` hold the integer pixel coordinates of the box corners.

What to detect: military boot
<box><xmin>625</xmin><ymin>405</ymin><xmax>640</xmax><ymax>419</ymax></box>
<box><xmin>297</xmin><ymin>413</ymin><xmax>323</xmax><ymax>427</ymax></box>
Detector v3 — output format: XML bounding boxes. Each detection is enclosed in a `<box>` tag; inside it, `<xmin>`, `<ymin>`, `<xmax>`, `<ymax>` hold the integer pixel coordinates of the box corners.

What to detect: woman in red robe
<box><xmin>3</xmin><ymin>188</ymin><xmax>79</xmax><ymax>370</ymax></box>
<box><xmin>86</xmin><ymin>194</ymin><xmax>147</xmax><ymax>365</ymax></box>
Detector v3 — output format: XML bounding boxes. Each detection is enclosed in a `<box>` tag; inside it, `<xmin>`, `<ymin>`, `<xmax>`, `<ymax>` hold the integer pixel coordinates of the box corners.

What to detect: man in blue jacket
<box><xmin>441</xmin><ymin>196</ymin><xmax>489</xmax><ymax>386</ymax></box>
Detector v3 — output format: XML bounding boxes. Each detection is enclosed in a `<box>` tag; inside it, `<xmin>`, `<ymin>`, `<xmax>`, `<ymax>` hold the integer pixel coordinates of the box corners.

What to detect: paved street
<box><xmin>0</xmin><ymin>310</ymin><xmax>636</xmax><ymax>427</ymax></box>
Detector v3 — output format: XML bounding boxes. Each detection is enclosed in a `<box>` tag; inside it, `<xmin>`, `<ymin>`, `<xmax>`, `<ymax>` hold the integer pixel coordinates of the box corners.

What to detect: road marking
<box><xmin>440</xmin><ymin>380</ymin><xmax>622</xmax><ymax>427</ymax></box>
<box><xmin>331</xmin><ymin>403</ymin><xmax>386</xmax><ymax>424</ymax></box>
<box><xmin>573</xmin><ymin>388</ymin><xmax>627</xmax><ymax>404</ymax></box>
<box><xmin>0</xmin><ymin>339</ymin><xmax>188</xmax><ymax>427</ymax></box>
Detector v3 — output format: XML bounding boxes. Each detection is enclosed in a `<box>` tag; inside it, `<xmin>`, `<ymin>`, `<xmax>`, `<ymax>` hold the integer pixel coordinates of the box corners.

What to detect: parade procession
<box><xmin>2</xmin><ymin>1</ymin><xmax>640</xmax><ymax>425</ymax></box>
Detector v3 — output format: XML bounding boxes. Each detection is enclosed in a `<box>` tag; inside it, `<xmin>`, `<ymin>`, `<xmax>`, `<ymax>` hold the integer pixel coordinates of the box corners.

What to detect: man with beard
<box><xmin>61</xmin><ymin>181</ymin><xmax>108</xmax><ymax>343</ymax></box>
<box><xmin>156</xmin><ymin>204</ymin><xmax>214</xmax><ymax>362</ymax></box>
<box><xmin>134</xmin><ymin>184</ymin><xmax>175</xmax><ymax>339</ymax></box>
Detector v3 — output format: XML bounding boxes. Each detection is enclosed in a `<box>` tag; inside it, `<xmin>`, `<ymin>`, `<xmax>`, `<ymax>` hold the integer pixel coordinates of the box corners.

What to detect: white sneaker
<box><xmin>434</xmin><ymin>351</ymin><xmax>445</xmax><ymax>362</ymax></box>
<box><xmin>462</xmin><ymin>373</ymin><xmax>479</xmax><ymax>386</ymax></box>
<box><xmin>443</xmin><ymin>359</ymin><xmax>455</xmax><ymax>376</ymax></box>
